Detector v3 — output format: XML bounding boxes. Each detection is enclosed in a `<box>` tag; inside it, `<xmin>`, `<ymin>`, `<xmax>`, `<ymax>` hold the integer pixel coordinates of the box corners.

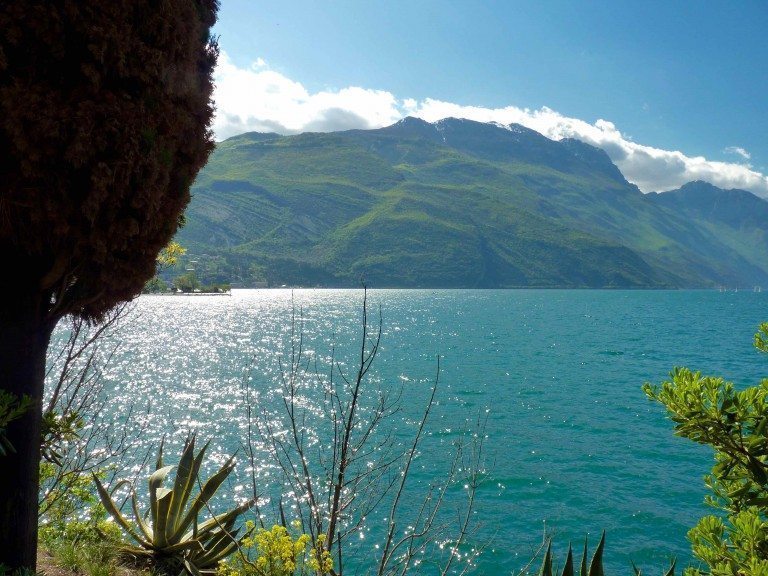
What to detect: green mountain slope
<box><xmin>648</xmin><ymin>181</ymin><xmax>768</xmax><ymax>287</ymax></box>
<box><xmin>176</xmin><ymin>118</ymin><xmax>768</xmax><ymax>288</ymax></box>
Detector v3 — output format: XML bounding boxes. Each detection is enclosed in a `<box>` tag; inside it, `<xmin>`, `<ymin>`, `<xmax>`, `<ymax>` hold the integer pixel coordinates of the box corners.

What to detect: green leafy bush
<box><xmin>644</xmin><ymin>322</ymin><xmax>768</xmax><ymax>575</ymax></box>
<box><xmin>39</xmin><ymin>461</ymin><xmax>107</xmax><ymax>537</ymax></box>
<box><xmin>95</xmin><ymin>436</ymin><xmax>253</xmax><ymax>576</ymax></box>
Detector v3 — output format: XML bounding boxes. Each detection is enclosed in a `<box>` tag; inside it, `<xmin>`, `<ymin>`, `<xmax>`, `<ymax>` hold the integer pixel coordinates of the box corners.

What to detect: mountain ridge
<box><xmin>176</xmin><ymin>118</ymin><xmax>768</xmax><ymax>289</ymax></box>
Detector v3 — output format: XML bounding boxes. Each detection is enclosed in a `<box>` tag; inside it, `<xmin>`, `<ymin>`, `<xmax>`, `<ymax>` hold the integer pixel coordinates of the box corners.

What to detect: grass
<box><xmin>40</xmin><ymin>540</ymin><xmax>119</xmax><ymax>576</ymax></box>
<box><xmin>37</xmin><ymin>514</ymin><xmax>126</xmax><ymax>576</ymax></box>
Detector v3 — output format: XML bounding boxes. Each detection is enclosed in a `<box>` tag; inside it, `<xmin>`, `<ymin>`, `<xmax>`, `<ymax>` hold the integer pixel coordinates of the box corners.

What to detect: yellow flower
<box><xmin>217</xmin><ymin>522</ymin><xmax>333</xmax><ymax>576</ymax></box>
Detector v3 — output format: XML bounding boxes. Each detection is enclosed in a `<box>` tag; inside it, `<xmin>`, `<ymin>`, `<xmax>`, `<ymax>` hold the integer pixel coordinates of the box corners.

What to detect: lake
<box><xmin>49</xmin><ymin>289</ymin><xmax>768</xmax><ymax>574</ymax></box>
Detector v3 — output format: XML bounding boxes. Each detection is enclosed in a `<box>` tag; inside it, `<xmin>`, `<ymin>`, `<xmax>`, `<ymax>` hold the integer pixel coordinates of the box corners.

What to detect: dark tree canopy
<box><xmin>0</xmin><ymin>0</ymin><xmax>218</xmax><ymax>321</ymax></box>
<box><xmin>0</xmin><ymin>1</ymin><xmax>219</xmax><ymax>568</ymax></box>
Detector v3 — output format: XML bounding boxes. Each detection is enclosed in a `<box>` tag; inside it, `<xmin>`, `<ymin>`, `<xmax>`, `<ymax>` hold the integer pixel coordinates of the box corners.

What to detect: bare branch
<box><xmin>241</xmin><ymin>290</ymin><xmax>485</xmax><ymax>575</ymax></box>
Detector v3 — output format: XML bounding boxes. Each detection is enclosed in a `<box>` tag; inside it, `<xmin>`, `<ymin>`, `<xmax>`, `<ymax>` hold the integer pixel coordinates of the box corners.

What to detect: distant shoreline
<box><xmin>143</xmin><ymin>291</ymin><xmax>232</xmax><ymax>296</ymax></box>
<box><xmin>137</xmin><ymin>286</ymin><xmax>760</xmax><ymax>293</ymax></box>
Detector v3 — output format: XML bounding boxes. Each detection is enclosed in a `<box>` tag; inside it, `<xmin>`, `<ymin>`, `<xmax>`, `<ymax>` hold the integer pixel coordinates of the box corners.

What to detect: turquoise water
<box><xmin>54</xmin><ymin>289</ymin><xmax>768</xmax><ymax>574</ymax></box>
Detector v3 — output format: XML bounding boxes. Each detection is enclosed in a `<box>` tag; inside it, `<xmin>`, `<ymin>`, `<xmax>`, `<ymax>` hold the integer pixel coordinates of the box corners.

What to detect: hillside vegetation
<box><xmin>177</xmin><ymin>117</ymin><xmax>768</xmax><ymax>288</ymax></box>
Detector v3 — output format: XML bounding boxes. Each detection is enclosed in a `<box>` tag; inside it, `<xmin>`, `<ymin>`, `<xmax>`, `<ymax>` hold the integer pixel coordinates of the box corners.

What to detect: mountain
<box><xmin>650</xmin><ymin>180</ymin><xmax>768</xmax><ymax>229</ymax></box>
<box><xmin>647</xmin><ymin>181</ymin><xmax>768</xmax><ymax>286</ymax></box>
<box><xmin>176</xmin><ymin>118</ymin><xmax>768</xmax><ymax>288</ymax></box>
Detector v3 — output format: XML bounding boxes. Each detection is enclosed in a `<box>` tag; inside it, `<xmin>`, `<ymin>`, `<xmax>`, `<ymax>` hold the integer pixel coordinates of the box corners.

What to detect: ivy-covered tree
<box><xmin>645</xmin><ymin>323</ymin><xmax>768</xmax><ymax>575</ymax></box>
<box><xmin>0</xmin><ymin>1</ymin><xmax>218</xmax><ymax>568</ymax></box>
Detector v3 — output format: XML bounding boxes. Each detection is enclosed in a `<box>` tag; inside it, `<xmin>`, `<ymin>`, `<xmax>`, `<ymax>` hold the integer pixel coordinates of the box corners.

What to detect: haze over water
<box><xmin>54</xmin><ymin>289</ymin><xmax>768</xmax><ymax>573</ymax></box>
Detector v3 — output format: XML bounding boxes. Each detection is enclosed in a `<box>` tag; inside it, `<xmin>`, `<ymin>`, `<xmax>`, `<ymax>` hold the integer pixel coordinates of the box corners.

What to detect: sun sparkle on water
<box><xmin>46</xmin><ymin>288</ymin><xmax>768</xmax><ymax>574</ymax></box>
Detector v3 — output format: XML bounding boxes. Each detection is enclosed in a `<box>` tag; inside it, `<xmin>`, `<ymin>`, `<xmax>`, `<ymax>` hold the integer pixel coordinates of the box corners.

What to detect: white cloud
<box><xmin>212</xmin><ymin>52</ymin><xmax>401</xmax><ymax>139</ymax></box>
<box><xmin>724</xmin><ymin>146</ymin><xmax>751</xmax><ymax>161</ymax></box>
<box><xmin>409</xmin><ymin>100</ymin><xmax>768</xmax><ymax>196</ymax></box>
<box><xmin>212</xmin><ymin>53</ymin><xmax>768</xmax><ymax>198</ymax></box>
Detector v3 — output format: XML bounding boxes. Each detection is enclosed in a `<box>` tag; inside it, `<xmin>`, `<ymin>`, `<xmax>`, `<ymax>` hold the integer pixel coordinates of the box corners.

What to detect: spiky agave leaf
<box><xmin>93</xmin><ymin>476</ymin><xmax>151</xmax><ymax>548</ymax></box>
<box><xmin>537</xmin><ymin>541</ymin><xmax>577</xmax><ymax>576</ymax></box>
<box><xmin>130</xmin><ymin>486</ymin><xmax>153</xmax><ymax>542</ymax></box>
<box><xmin>537</xmin><ymin>532</ymin><xmax>675</xmax><ymax>576</ymax></box>
<box><xmin>192</xmin><ymin>499</ymin><xmax>254</xmax><ymax>537</ymax></box>
<box><xmin>149</xmin><ymin>465</ymin><xmax>175</xmax><ymax>538</ymax></box>
<box><xmin>166</xmin><ymin>435</ymin><xmax>200</xmax><ymax>539</ymax></box>
<box><xmin>95</xmin><ymin>438</ymin><xmax>252</xmax><ymax>576</ymax></box>
<box><xmin>588</xmin><ymin>532</ymin><xmax>605</xmax><ymax>576</ymax></box>
<box><xmin>537</xmin><ymin>533</ymin><xmax>604</xmax><ymax>576</ymax></box>
<box><xmin>169</xmin><ymin>452</ymin><xmax>237</xmax><ymax>542</ymax></box>
<box><xmin>168</xmin><ymin>439</ymin><xmax>212</xmax><ymax>541</ymax></box>
<box><xmin>562</xmin><ymin>544</ymin><xmax>574</xmax><ymax>576</ymax></box>
<box><xmin>156</xmin><ymin>436</ymin><xmax>165</xmax><ymax>470</ymax></box>
<box><xmin>539</xmin><ymin>541</ymin><xmax>553</xmax><ymax>576</ymax></box>
<box><xmin>153</xmin><ymin>487</ymin><xmax>174</xmax><ymax>548</ymax></box>
<box><xmin>191</xmin><ymin>524</ymin><xmax>243</xmax><ymax>567</ymax></box>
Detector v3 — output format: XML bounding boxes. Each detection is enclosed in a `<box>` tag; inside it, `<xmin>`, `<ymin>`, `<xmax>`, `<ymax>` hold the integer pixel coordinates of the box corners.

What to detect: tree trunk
<box><xmin>0</xmin><ymin>296</ymin><xmax>54</xmax><ymax>570</ymax></box>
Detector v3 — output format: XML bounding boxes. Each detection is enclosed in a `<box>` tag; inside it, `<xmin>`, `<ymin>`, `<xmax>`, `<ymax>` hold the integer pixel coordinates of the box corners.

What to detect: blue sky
<box><xmin>212</xmin><ymin>0</ymin><xmax>768</xmax><ymax>196</ymax></box>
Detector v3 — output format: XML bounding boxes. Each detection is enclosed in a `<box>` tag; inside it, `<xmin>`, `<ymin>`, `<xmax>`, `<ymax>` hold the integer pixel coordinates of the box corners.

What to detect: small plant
<box><xmin>537</xmin><ymin>532</ymin><xmax>606</xmax><ymax>576</ymax></box>
<box><xmin>39</xmin><ymin>518</ymin><xmax>123</xmax><ymax>576</ymax></box>
<box><xmin>218</xmin><ymin>521</ymin><xmax>333</xmax><ymax>576</ymax></box>
<box><xmin>38</xmin><ymin>469</ymin><xmax>124</xmax><ymax>576</ymax></box>
<box><xmin>95</xmin><ymin>435</ymin><xmax>253</xmax><ymax>576</ymax></box>
<box><xmin>0</xmin><ymin>391</ymin><xmax>33</xmax><ymax>456</ymax></box>
<box><xmin>535</xmin><ymin>532</ymin><xmax>675</xmax><ymax>576</ymax></box>
<box><xmin>0</xmin><ymin>565</ymin><xmax>42</xmax><ymax>576</ymax></box>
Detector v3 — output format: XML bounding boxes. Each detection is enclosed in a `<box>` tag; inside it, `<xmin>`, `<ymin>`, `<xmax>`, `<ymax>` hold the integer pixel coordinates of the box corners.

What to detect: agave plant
<box><xmin>537</xmin><ymin>532</ymin><xmax>675</xmax><ymax>576</ymax></box>
<box><xmin>94</xmin><ymin>435</ymin><xmax>253</xmax><ymax>576</ymax></box>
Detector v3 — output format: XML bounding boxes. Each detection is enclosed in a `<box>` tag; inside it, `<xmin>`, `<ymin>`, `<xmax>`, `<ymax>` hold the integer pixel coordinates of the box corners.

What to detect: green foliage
<box><xmin>38</xmin><ymin>461</ymin><xmax>99</xmax><ymax>535</ymax></box>
<box><xmin>0</xmin><ymin>391</ymin><xmax>32</xmax><ymax>456</ymax></box>
<box><xmin>218</xmin><ymin>522</ymin><xmax>333</xmax><ymax>576</ymax></box>
<box><xmin>0</xmin><ymin>565</ymin><xmax>42</xmax><ymax>576</ymax></box>
<box><xmin>0</xmin><ymin>0</ymin><xmax>219</xmax><ymax>320</ymax></box>
<box><xmin>40</xmin><ymin>408</ymin><xmax>83</xmax><ymax>466</ymax></box>
<box><xmin>200</xmin><ymin>283</ymin><xmax>231</xmax><ymax>293</ymax></box>
<box><xmin>94</xmin><ymin>436</ymin><xmax>253</xmax><ymax>576</ymax></box>
<box><xmin>644</xmin><ymin>324</ymin><xmax>768</xmax><ymax>575</ymax></box>
<box><xmin>173</xmin><ymin>271</ymin><xmax>202</xmax><ymax>293</ymax></box>
<box><xmin>144</xmin><ymin>276</ymin><xmax>171</xmax><ymax>293</ymax></box>
<box><xmin>755</xmin><ymin>323</ymin><xmax>768</xmax><ymax>353</ymax></box>
<box><xmin>39</xmin><ymin>449</ymin><xmax>121</xmax><ymax>574</ymax></box>
<box><xmin>39</xmin><ymin>516</ymin><xmax>123</xmax><ymax>576</ymax></box>
<box><xmin>39</xmin><ymin>463</ymin><xmax>124</xmax><ymax>576</ymax></box>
